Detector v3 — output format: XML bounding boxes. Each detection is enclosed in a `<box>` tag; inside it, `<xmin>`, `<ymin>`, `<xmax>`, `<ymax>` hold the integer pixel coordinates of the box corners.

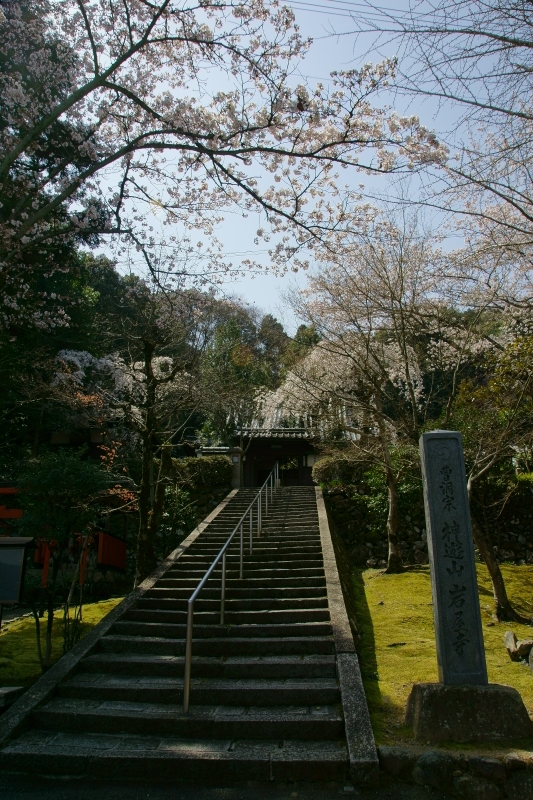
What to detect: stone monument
<box><xmin>405</xmin><ymin>430</ymin><xmax>533</xmax><ymax>743</ymax></box>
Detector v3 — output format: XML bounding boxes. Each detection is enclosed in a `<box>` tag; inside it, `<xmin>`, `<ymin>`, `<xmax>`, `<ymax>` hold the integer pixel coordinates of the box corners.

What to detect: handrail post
<box><xmin>183</xmin><ymin>600</ymin><xmax>194</xmax><ymax>713</ymax></box>
<box><xmin>265</xmin><ymin>478</ymin><xmax>268</xmax><ymax>516</ymax></box>
<box><xmin>249</xmin><ymin>507</ymin><xmax>253</xmax><ymax>554</ymax></box>
<box><xmin>239</xmin><ymin>523</ymin><xmax>243</xmax><ymax>579</ymax></box>
<box><xmin>220</xmin><ymin>550</ymin><xmax>226</xmax><ymax>624</ymax></box>
<box><xmin>257</xmin><ymin>492</ymin><xmax>261</xmax><ymax>536</ymax></box>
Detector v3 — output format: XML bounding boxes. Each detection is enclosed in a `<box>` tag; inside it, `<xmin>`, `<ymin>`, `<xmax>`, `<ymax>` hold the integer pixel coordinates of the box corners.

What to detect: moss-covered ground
<box><xmin>354</xmin><ymin>564</ymin><xmax>533</xmax><ymax>752</ymax></box>
<box><xmin>0</xmin><ymin>598</ymin><xmax>123</xmax><ymax>689</ymax></box>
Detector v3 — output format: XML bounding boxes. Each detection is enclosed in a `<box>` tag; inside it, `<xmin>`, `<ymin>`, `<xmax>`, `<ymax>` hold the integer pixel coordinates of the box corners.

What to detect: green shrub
<box><xmin>171</xmin><ymin>455</ymin><xmax>232</xmax><ymax>490</ymax></box>
<box><xmin>312</xmin><ymin>455</ymin><xmax>365</xmax><ymax>487</ymax></box>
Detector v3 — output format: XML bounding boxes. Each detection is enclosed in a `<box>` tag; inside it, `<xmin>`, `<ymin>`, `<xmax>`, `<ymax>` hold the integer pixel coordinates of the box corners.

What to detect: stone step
<box><xmin>123</xmin><ymin>608</ymin><xmax>331</xmax><ymax>625</ymax></box>
<box><xmin>136</xmin><ymin>597</ymin><xmax>329</xmax><ymax>612</ymax></box>
<box><xmin>168</xmin><ymin>561</ymin><xmax>324</xmax><ymax>572</ymax></box>
<box><xmin>180</xmin><ymin>544</ymin><xmax>322</xmax><ymax>554</ymax></box>
<box><xmin>98</xmin><ymin>635</ymin><xmax>336</xmax><ymax>657</ymax></box>
<box><xmin>207</xmin><ymin>515</ymin><xmax>319</xmax><ymax>523</ymax></box>
<box><xmin>188</xmin><ymin>538</ymin><xmax>321</xmax><ymax>549</ymax></box>
<box><xmin>145</xmin><ymin>586</ymin><xmax>327</xmax><ymax>599</ymax></box>
<box><xmin>156</xmin><ymin>576</ymin><xmax>327</xmax><ymax>590</ymax></box>
<box><xmin>165</xmin><ymin>567</ymin><xmax>325</xmax><ymax>579</ymax></box>
<box><xmin>80</xmin><ymin>653</ymin><xmax>336</xmax><ymax>679</ymax></box>
<box><xmin>111</xmin><ymin>620</ymin><xmax>333</xmax><ymax>640</ymax></box>
<box><xmin>205</xmin><ymin>517</ymin><xmax>319</xmax><ymax>525</ymax></box>
<box><xmin>0</xmin><ymin>731</ymin><xmax>349</xmax><ymax>782</ymax></box>
<box><xmin>58</xmin><ymin>675</ymin><xmax>341</xmax><ymax>706</ymax></box>
<box><xmin>33</xmin><ymin>699</ymin><xmax>344</xmax><ymax>740</ymax></box>
<box><xmin>178</xmin><ymin>545</ymin><xmax>322</xmax><ymax>555</ymax></box>
<box><xmin>170</xmin><ymin>552</ymin><xmax>323</xmax><ymax>562</ymax></box>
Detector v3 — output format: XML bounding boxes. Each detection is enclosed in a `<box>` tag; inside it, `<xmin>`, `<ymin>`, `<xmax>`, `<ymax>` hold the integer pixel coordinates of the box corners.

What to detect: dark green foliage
<box><xmin>15</xmin><ymin>449</ymin><xmax>111</xmax><ymax>669</ymax></box>
<box><xmin>171</xmin><ymin>455</ymin><xmax>233</xmax><ymax>489</ymax></box>
<box><xmin>312</xmin><ymin>455</ymin><xmax>365</xmax><ymax>487</ymax></box>
<box><xmin>157</xmin><ymin>485</ymin><xmax>197</xmax><ymax>561</ymax></box>
<box><xmin>17</xmin><ymin>448</ymin><xmax>109</xmax><ymax>542</ymax></box>
<box><xmin>315</xmin><ymin>452</ymin><xmax>426</xmax><ymax>564</ymax></box>
<box><xmin>156</xmin><ymin>456</ymin><xmax>233</xmax><ymax>559</ymax></box>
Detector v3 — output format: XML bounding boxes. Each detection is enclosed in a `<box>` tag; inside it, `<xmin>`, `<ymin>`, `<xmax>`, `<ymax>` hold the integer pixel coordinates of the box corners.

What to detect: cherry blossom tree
<box><xmin>350</xmin><ymin>0</ymin><xmax>533</xmax><ymax>269</ymax></box>
<box><xmin>269</xmin><ymin>212</ymin><xmax>496</xmax><ymax>572</ymax></box>
<box><xmin>0</xmin><ymin>0</ymin><xmax>446</xmax><ymax>330</ymax></box>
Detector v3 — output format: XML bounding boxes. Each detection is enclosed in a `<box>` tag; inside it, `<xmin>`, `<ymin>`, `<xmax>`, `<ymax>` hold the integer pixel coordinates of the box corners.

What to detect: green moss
<box><xmin>0</xmin><ymin>598</ymin><xmax>123</xmax><ymax>688</ymax></box>
<box><xmin>354</xmin><ymin>564</ymin><xmax>533</xmax><ymax>752</ymax></box>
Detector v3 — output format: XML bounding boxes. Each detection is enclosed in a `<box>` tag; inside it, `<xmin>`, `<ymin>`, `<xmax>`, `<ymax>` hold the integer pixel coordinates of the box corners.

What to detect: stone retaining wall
<box><xmin>378</xmin><ymin>745</ymin><xmax>533</xmax><ymax>799</ymax></box>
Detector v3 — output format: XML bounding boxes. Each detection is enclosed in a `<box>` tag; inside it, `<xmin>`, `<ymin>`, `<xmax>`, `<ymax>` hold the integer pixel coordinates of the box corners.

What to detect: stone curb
<box><xmin>0</xmin><ymin>490</ymin><xmax>238</xmax><ymax>750</ymax></box>
<box><xmin>378</xmin><ymin>745</ymin><xmax>533</xmax><ymax>798</ymax></box>
<box><xmin>315</xmin><ymin>486</ymin><xmax>379</xmax><ymax>786</ymax></box>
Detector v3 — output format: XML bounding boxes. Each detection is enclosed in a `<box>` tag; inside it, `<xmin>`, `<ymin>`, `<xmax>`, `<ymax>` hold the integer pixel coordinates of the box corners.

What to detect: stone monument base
<box><xmin>406</xmin><ymin>683</ymin><xmax>533</xmax><ymax>743</ymax></box>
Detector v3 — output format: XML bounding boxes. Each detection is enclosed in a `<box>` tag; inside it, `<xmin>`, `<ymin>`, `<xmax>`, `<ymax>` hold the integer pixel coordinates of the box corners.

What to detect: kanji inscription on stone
<box><xmin>419</xmin><ymin>431</ymin><xmax>488</xmax><ymax>686</ymax></box>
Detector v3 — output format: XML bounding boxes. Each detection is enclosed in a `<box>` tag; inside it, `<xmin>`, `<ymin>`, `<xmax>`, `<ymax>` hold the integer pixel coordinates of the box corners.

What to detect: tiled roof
<box><xmin>236</xmin><ymin>428</ymin><xmax>315</xmax><ymax>439</ymax></box>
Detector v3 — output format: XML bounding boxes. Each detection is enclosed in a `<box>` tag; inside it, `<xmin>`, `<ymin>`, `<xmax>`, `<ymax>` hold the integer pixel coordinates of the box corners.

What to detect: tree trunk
<box><xmin>471</xmin><ymin>514</ymin><xmax>528</xmax><ymax>622</ymax></box>
<box><xmin>135</xmin><ymin>339</ymin><xmax>158</xmax><ymax>583</ymax></box>
<box><xmin>45</xmin><ymin>594</ymin><xmax>54</xmax><ymax>669</ymax></box>
<box><xmin>136</xmin><ymin>432</ymin><xmax>157</xmax><ymax>583</ymax></box>
<box><xmin>31</xmin><ymin>605</ymin><xmax>45</xmax><ymax>672</ymax></box>
<box><xmin>374</xmin><ymin>392</ymin><xmax>404</xmax><ymax>574</ymax></box>
<box><xmin>384</xmin><ymin>469</ymin><xmax>404</xmax><ymax>574</ymax></box>
<box><xmin>468</xmin><ymin>481</ymin><xmax>529</xmax><ymax>622</ymax></box>
<box><xmin>147</xmin><ymin>444</ymin><xmax>173</xmax><ymax>553</ymax></box>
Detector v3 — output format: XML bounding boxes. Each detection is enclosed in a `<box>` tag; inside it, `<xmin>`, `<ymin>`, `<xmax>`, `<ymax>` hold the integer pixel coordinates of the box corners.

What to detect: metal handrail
<box><xmin>183</xmin><ymin>462</ymin><xmax>280</xmax><ymax>712</ymax></box>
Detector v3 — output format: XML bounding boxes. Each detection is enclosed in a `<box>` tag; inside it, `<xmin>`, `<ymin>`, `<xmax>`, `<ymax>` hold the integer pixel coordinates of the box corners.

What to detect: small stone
<box><xmin>454</xmin><ymin>774</ymin><xmax>501</xmax><ymax>800</ymax></box>
<box><xmin>504</xmin><ymin>630</ymin><xmax>520</xmax><ymax>662</ymax></box>
<box><xmin>412</xmin><ymin>750</ymin><xmax>456</xmax><ymax>790</ymax></box>
<box><xmin>366</xmin><ymin>558</ymin><xmax>377</xmax><ymax>567</ymax></box>
<box><xmin>414</xmin><ymin>550</ymin><xmax>429</xmax><ymax>564</ymax></box>
<box><xmin>503</xmin><ymin>752</ymin><xmax>527</xmax><ymax>772</ymax></box>
<box><xmin>377</xmin><ymin>746</ymin><xmax>418</xmax><ymax>778</ymax></box>
<box><xmin>516</xmin><ymin>639</ymin><xmax>533</xmax><ymax>658</ymax></box>
<box><xmin>468</xmin><ymin>756</ymin><xmax>506</xmax><ymax>784</ymax></box>
<box><xmin>453</xmin><ymin>770</ymin><xmax>462</xmax><ymax>777</ymax></box>
<box><xmin>506</xmin><ymin>770</ymin><xmax>533</xmax><ymax>800</ymax></box>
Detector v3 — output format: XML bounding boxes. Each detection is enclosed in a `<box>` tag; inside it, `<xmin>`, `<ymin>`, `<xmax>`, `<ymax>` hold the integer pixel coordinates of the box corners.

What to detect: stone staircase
<box><xmin>0</xmin><ymin>487</ymin><xmax>376</xmax><ymax>783</ymax></box>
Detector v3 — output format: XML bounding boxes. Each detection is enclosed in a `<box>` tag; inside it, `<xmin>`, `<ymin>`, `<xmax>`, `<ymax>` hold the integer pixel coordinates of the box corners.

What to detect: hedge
<box><xmin>171</xmin><ymin>455</ymin><xmax>232</xmax><ymax>490</ymax></box>
<box><xmin>312</xmin><ymin>454</ymin><xmax>365</xmax><ymax>487</ymax></box>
